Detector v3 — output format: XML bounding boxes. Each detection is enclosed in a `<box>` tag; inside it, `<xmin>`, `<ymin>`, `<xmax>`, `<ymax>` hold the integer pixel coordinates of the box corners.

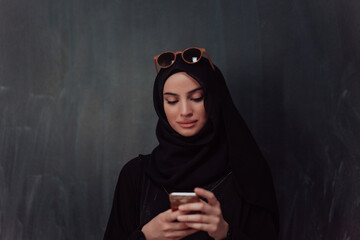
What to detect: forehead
<box><xmin>163</xmin><ymin>72</ymin><xmax>201</xmax><ymax>93</ymax></box>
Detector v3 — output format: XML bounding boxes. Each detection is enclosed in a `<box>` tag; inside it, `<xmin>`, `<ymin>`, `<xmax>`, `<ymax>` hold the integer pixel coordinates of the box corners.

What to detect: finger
<box><xmin>185</xmin><ymin>222</ymin><xmax>218</xmax><ymax>233</ymax></box>
<box><xmin>179</xmin><ymin>202</ymin><xmax>210</xmax><ymax>213</ymax></box>
<box><xmin>194</xmin><ymin>187</ymin><xmax>219</xmax><ymax>206</ymax></box>
<box><xmin>177</xmin><ymin>213</ymin><xmax>216</xmax><ymax>223</ymax></box>
<box><xmin>179</xmin><ymin>202</ymin><xmax>221</xmax><ymax>216</ymax></box>
<box><xmin>164</xmin><ymin>209</ymin><xmax>181</xmax><ymax>222</ymax></box>
<box><xmin>167</xmin><ymin>221</ymin><xmax>192</xmax><ymax>230</ymax></box>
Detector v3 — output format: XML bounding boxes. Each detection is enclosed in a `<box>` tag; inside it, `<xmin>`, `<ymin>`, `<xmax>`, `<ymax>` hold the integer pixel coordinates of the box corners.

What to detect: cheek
<box><xmin>163</xmin><ymin>104</ymin><xmax>177</xmax><ymax>123</ymax></box>
<box><xmin>195</xmin><ymin>104</ymin><xmax>207</xmax><ymax>120</ymax></box>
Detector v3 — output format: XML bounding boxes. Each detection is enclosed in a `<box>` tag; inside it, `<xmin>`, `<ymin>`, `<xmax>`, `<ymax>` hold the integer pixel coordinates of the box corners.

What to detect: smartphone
<box><xmin>169</xmin><ymin>192</ymin><xmax>200</xmax><ymax>211</ymax></box>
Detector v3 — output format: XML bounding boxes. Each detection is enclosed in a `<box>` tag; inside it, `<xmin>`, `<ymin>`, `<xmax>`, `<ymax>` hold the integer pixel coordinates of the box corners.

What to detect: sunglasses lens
<box><xmin>183</xmin><ymin>48</ymin><xmax>202</xmax><ymax>63</ymax></box>
<box><xmin>157</xmin><ymin>52</ymin><xmax>175</xmax><ymax>68</ymax></box>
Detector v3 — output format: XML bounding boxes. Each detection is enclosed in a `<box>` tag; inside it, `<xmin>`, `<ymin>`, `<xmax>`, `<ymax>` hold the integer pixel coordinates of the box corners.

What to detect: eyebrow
<box><xmin>163</xmin><ymin>87</ymin><xmax>203</xmax><ymax>96</ymax></box>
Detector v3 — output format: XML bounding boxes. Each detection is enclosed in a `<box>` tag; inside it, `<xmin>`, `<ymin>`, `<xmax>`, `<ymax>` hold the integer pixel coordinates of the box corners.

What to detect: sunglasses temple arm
<box><xmin>154</xmin><ymin>59</ymin><xmax>159</xmax><ymax>74</ymax></box>
<box><xmin>204</xmin><ymin>51</ymin><xmax>215</xmax><ymax>71</ymax></box>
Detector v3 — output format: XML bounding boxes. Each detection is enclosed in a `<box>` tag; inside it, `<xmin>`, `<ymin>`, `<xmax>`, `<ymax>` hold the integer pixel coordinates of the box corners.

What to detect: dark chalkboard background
<box><xmin>1</xmin><ymin>0</ymin><xmax>359</xmax><ymax>239</ymax></box>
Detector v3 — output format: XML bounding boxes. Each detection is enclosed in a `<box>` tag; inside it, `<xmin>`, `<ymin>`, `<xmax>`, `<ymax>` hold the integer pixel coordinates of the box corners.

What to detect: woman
<box><xmin>104</xmin><ymin>47</ymin><xmax>279</xmax><ymax>239</ymax></box>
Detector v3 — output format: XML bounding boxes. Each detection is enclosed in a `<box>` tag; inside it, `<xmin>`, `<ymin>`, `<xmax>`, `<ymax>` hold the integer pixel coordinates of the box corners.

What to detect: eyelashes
<box><xmin>166</xmin><ymin>100</ymin><xmax>178</xmax><ymax>105</ymax></box>
<box><xmin>191</xmin><ymin>96</ymin><xmax>204</xmax><ymax>102</ymax></box>
<box><xmin>165</xmin><ymin>96</ymin><xmax>204</xmax><ymax>105</ymax></box>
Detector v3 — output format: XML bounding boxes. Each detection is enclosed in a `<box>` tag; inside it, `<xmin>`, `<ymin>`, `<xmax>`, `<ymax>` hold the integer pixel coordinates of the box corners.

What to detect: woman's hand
<box><xmin>141</xmin><ymin>209</ymin><xmax>198</xmax><ymax>240</ymax></box>
<box><xmin>176</xmin><ymin>188</ymin><xmax>229</xmax><ymax>240</ymax></box>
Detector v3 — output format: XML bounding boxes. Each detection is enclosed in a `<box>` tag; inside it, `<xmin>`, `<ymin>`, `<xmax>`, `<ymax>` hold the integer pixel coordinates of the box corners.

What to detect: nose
<box><xmin>180</xmin><ymin>100</ymin><xmax>193</xmax><ymax>117</ymax></box>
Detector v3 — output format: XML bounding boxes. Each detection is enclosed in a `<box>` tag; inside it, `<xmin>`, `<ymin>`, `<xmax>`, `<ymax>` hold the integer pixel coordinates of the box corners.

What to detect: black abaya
<box><xmin>103</xmin><ymin>155</ymin><xmax>278</xmax><ymax>240</ymax></box>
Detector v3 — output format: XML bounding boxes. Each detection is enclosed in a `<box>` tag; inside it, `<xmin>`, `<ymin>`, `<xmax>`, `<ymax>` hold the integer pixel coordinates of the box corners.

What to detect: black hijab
<box><xmin>146</xmin><ymin>55</ymin><xmax>278</xmax><ymax>217</ymax></box>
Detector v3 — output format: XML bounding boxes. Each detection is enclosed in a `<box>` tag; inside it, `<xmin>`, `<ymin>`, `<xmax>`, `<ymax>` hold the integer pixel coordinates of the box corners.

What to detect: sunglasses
<box><xmin>154</xmin><ymin>47</ymin><xmax>215</xmax><ymax>73</ymax></box>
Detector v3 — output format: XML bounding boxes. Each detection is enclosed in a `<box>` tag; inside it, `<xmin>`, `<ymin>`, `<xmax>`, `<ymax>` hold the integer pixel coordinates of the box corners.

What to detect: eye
<box><xmin>166</xmin><ymin>100</ymin><xmax>178</xmax><ymax>105</ymax></box>
<box><xmin>191</xmin><ymin>96</ymin><xmax>204</xmax><ymax>102</ymax></box>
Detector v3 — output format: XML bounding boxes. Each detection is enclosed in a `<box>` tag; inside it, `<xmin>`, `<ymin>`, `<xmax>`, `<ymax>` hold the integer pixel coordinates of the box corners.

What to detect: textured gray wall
<box><xmin>1</xmin><ymin>0</ymin><xmax>359</xmax><ymax>239</ymax></box>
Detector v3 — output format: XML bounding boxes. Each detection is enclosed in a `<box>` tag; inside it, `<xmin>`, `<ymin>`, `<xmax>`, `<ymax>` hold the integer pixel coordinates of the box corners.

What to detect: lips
<box><xmin>177</xmin><ymin>120</ymin><xmax>197</xmax><ymax>128</ymax></box>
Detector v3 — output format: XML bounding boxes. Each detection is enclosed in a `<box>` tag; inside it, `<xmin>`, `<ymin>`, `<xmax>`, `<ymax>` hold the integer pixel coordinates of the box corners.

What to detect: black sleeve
<box><xmin>232</xmin><ymin>204</ymin><xmax>278</xmax><ymax>240</ymax></box>
<box><xmin>103</xmin><ymin>158</ymin><xmax>146</xmax><ymax>240</ymax></box>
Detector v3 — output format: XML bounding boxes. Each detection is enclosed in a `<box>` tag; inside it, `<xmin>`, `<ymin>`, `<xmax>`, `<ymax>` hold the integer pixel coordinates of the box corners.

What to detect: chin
<box><xmin>177</xmin><ymin>128</ymin><xmax>200</xmax><ymax>137</ymax></box>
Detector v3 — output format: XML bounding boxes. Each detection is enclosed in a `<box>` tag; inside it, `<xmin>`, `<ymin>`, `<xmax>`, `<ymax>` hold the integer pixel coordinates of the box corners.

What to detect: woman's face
<box><xmin>163</xmin><ymin>72</ymin><xmax>208</xmax><ymax>137</ymax></box>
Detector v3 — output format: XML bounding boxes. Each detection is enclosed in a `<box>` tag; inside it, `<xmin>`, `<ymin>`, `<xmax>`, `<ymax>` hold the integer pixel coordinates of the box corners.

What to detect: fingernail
<box><xmin>179</xmin><ymin>205</ymin><xmax>184</xmax><ymax>210</ymax></box>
